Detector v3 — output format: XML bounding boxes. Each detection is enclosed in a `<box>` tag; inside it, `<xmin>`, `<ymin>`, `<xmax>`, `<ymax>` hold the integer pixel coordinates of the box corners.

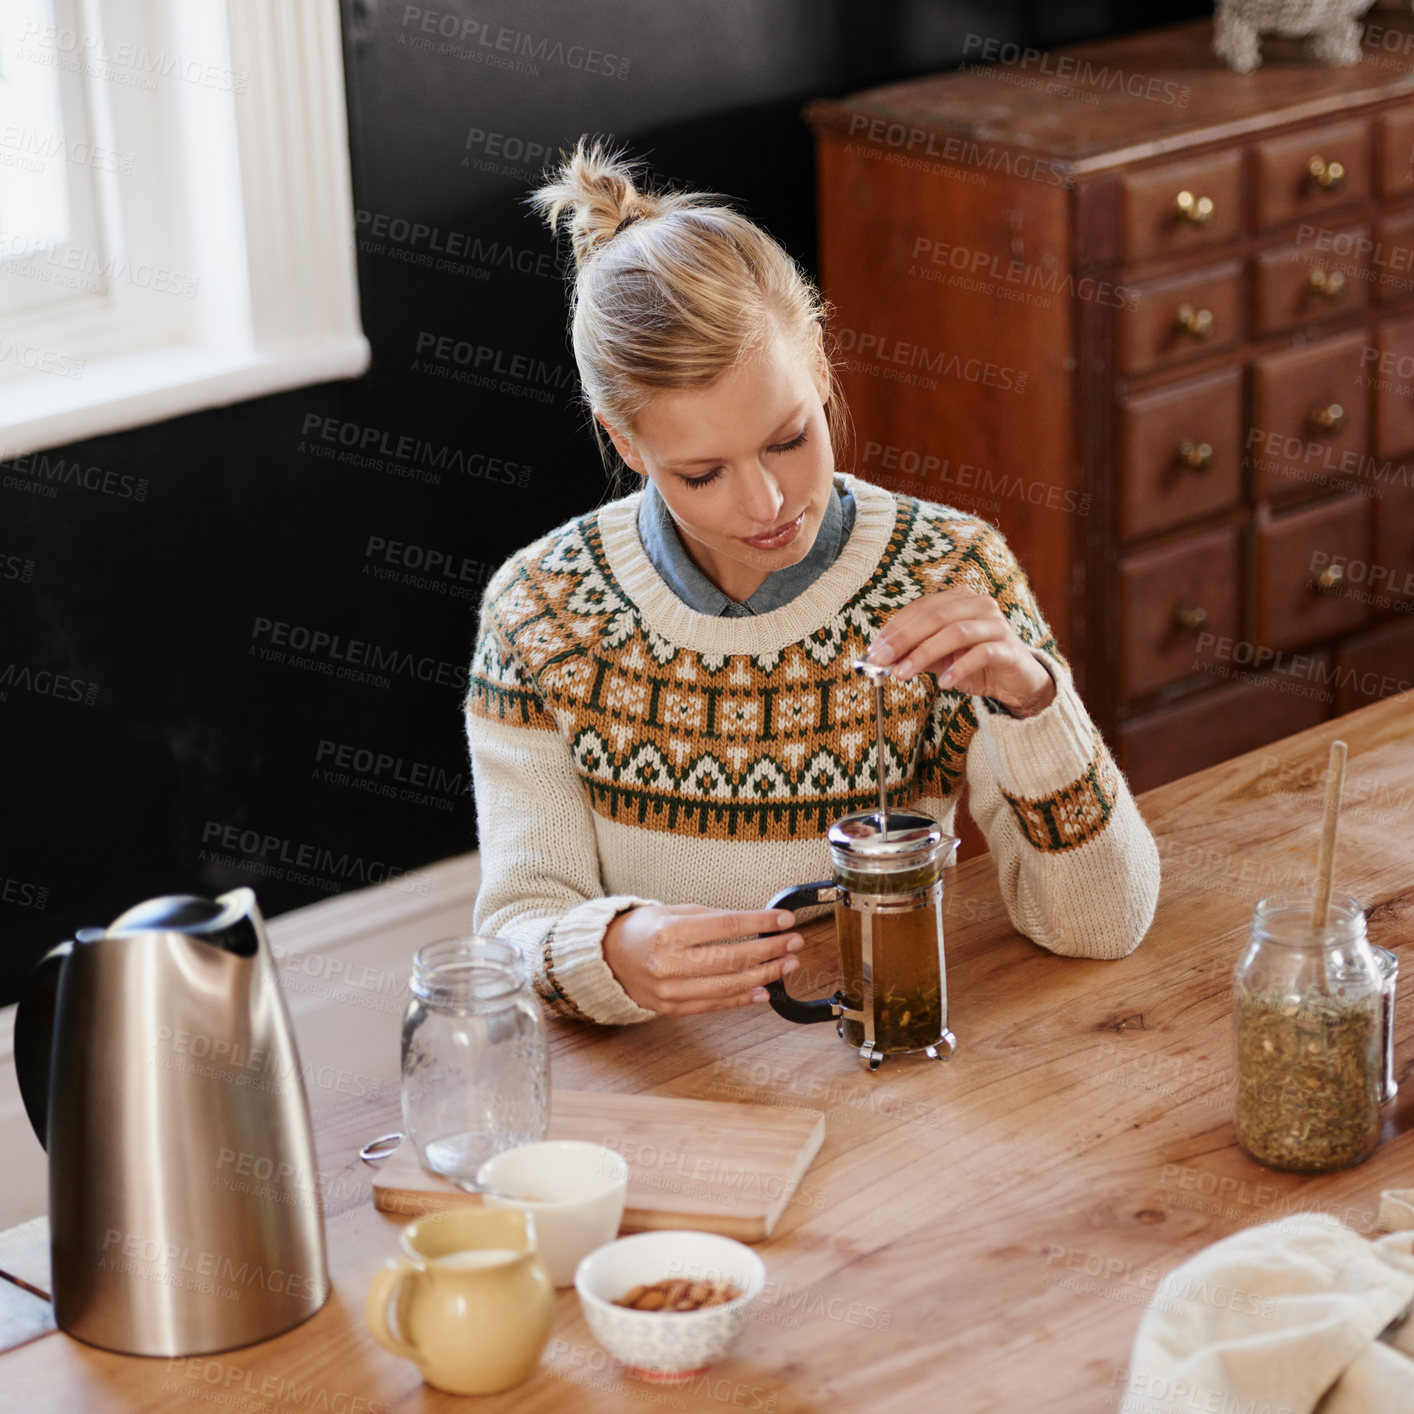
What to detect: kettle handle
<box><xmin>764</xmin><ymin>883</ymin><xmax>841</xmax><ymax>1025</ymax></box>
<box><xmin>14</xmin><ymin>940</ymin><xmax>74</xmax><ymax>1150</ymax></box>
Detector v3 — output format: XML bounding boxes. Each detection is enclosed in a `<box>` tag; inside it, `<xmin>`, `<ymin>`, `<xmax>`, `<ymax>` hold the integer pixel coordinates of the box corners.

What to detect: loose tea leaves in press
<box><xmin>1234</xmin><ymin>989</ymin><xmax>1381</xmax><ymax>1173</ymax></box>
<box><xmin>841</xmin><ymin>983</ymin><xmax>945</xmax><ymax>1052</ymax></box>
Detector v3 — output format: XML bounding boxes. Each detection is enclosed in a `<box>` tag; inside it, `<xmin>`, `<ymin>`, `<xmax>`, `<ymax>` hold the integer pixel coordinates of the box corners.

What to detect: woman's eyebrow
<box><xmin>662</xmin><ymin>402</ymin><xmax>809</xmax><ymax>469</ymax></box>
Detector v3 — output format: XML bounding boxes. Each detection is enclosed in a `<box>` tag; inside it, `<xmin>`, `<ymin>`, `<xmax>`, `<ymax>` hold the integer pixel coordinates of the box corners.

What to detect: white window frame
<box><xmin>0</xmin><ymin>0</ymin><xmax>369</xmax><ymax>457</ymax></box>
<box><xmin>0</xmin><ymin>0</ymin><xmax>114</xmax><ymax>327</ymax></box>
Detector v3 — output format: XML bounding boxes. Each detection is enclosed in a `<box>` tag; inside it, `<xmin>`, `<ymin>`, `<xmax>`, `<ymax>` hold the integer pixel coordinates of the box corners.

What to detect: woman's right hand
<box><xmin>602</xmin><ymin>904</ymin><xmax>804</xmax><ymax>1016</ymax></box>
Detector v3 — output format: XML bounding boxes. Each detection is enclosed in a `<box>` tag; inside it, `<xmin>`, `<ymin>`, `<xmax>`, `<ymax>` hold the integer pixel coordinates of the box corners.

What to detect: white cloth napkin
<box><xmin>1126</xmin><ymin>1211</ymin><xmax>1414</xmax><ymax>1414</ymax></box>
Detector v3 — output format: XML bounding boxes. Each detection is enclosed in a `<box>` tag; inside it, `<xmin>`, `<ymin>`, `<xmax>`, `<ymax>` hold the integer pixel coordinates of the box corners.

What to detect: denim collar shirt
<box><xmin>636</xmin><ymin>476</ymin><xmax>1033</xmax><ymax>717</ymax></box>
<box><xmin>636</xmin><ymin>477</ymin><xmax>857</xmax><ymax>618</ymax></box>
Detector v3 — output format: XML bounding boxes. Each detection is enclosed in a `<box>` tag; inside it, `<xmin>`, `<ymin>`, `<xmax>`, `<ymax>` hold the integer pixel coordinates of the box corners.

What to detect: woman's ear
<box><xmin>595</xmin><ymin>413</ymin><xmax>644</xmax><ymax>474</ymax></box>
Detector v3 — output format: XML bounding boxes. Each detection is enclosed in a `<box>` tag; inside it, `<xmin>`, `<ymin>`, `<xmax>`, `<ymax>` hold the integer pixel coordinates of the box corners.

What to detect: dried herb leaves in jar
<box><xmin>1234</xmin><ymin>988</ymin><xmax>1381</xmax><ymax>1173</ymax></box>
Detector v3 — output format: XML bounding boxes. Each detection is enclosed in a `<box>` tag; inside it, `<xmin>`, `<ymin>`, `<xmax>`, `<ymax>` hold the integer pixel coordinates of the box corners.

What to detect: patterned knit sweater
<box><xmin>463</xmin><ymin>474</ymin><xmax>1161</xmax><ymax>1025</ymax></box>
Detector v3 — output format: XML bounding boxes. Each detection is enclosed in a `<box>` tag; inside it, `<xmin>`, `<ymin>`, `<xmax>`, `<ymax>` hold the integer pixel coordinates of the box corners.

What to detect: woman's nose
<box><xmin>741</xmin><ymin>468</ymin><xmax>785</xmax><ymax>526</ymax></box>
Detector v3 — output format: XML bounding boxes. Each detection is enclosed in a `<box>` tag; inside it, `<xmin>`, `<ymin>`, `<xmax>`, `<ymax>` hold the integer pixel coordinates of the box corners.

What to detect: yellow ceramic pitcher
<box><xmin>365</xmin><ymin>1207</ymin><xmax>554</xmax><ymax>1394</ymax></box>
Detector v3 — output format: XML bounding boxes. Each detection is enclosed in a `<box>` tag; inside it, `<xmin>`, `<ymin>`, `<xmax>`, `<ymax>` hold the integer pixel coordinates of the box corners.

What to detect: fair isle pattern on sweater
<box><xmin>1004</xmin><ymin>726</ymin><xmax>1122</xmax><ymax>852</ymax></box>
<box><xmin>464</xmin><ymin>493</ymin><xmax>1118</xmax><ymax>853</ymax></box>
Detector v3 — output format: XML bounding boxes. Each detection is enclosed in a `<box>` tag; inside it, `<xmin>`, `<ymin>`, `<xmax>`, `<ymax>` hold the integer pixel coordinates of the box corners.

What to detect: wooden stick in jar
<box><xmin>1311</xmin><ymin>739</ymin><xmax>1347</xmax><ymax>932</ymax></box>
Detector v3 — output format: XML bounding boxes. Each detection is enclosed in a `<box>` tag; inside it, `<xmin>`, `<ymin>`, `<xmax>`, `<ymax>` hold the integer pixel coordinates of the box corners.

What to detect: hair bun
<box><xmin>527</xmin><ymin>136</ymin><xmax>671</xmax><ymax>268</ymax></box>
<box><xmin>523</xmin><ymin>134</ymin><xmax>851</xmax><ymax>481</ymax></box>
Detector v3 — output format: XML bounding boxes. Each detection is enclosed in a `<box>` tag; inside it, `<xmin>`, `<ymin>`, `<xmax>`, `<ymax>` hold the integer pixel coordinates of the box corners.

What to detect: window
<box><xmin>0</xmin><ymin>0</ymin><xmax>110</xmax><ymax>328</ymax></box>
<box><xmin>0</xmin><ymin>0</ymin><xmax>369</xmax><ymax>455</ymax></box>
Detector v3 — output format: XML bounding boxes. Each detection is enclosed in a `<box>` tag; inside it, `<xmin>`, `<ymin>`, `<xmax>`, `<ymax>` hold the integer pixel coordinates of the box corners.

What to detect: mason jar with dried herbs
<box><xmin>1232</xmin><ymin>891</ymin><xmax>1381</xmax><ymax>1174</ymax></box>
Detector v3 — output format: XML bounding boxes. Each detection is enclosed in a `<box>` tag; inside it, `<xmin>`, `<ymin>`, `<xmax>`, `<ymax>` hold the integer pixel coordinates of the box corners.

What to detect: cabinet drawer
<box><xmin>1374</xmin><ymin>209</ymin><xmax>1414</xmax><ymax>302</ymax></box>
<box><xmin>1374</xmin><ymin>481</ymin><xmax>1414</xmax><ymax>614</ymax></box>
<box><xmin>1254</xmin><ymin>119</ymin><xmax>1370</xmax><ymax>231</ymax></box>
<box><xmin>1118</xmin><ymin>525</ymin><xmax>1241</xmax><ymax>699</ymax></box>
<box><xmin>1255</xmin><ymin>495</ymin><xmax>1370</xmax><ymax>652</ymax></box>
<box><xmin>1374</xmin><ymin>313</ymin><xmax>1414</xmax><ymax>457</ymax></box>
<box><xmin>1122</xmin><ymin>150</ymin><xmax>1245</xmax><ymax>262</ymax></box>
<box><xmin>1119</xmin><ymin>261</ymin><xmax>1243</xmax><ymax>376</ymax></box>
<box><xmin>1334</xmin><ymin>619</ymin><xmax>1414</xmax><ymax>714</ymax></box>
<box><xmin>1117</xmin><ymin>670</ymin><xmax>1331</xmax><ymax>795</ymax></box>
<box><xmin>1379</xmin><ymin>108</ymin><xmax>1414</xmax><ymax>200</ymax></box>
<box><xmin>1253</xmin><ymin>223</ymin><xmax>1370</xmax><ymax>336</ymax></box>
<box><xmin>1249</xmin><ymin>332</ymin><xmax>1370</xmax><ymax>500</ymax></box>
<box><xmin>1119</xmin><ymin>367</ymin><xmax>1243</xmax><ymax>539</ymax></box>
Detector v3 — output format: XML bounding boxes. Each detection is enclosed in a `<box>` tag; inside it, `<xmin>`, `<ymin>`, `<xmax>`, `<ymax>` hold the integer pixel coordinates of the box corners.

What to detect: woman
<box><xmin>463</xmin><ymin>138</ymin><xmax>1160</xmax><ymax>1026</ymax></box>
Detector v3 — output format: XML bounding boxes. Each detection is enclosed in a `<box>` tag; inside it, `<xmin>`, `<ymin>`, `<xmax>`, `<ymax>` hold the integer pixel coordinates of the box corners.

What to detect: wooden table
<box><xmin>2</xmin><ymin>694</ymin><xmax>1411</xmax><ymax>1412</ymax></box>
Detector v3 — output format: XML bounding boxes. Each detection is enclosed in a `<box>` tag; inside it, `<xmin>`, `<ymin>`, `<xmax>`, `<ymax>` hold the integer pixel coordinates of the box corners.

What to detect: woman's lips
<box><xmin>740</xmin><ymin>513</ymin><xmax>804</xmax><ymax>550</ymax></box>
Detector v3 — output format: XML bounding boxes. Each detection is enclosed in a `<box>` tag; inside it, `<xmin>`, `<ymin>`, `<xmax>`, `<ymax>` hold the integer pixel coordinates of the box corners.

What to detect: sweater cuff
<box><xmin>974</xmin><ymin>648</ymin><xmax>1095</xmax><ymax>792</ymax></box>
<box><xmin>974</xmin><ymin>648</ymin><xmax>1125</xmax><ymax>854</ymax></box>
<box><xmin>539</xmin><ymin>894</ymin><xmax>660</xmax><ymax>1026</ymax></box>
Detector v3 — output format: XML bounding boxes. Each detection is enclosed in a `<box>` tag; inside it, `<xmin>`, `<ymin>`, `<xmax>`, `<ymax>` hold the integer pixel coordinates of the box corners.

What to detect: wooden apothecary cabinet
<box><xmin>807</xmin><ymin>18</ymin><xmax>1414</xmax><ymax>790</ymax></box>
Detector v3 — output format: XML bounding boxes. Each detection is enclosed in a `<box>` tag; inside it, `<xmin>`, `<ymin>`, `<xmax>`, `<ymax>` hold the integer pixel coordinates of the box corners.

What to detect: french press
<box><xmin>766</xmin><ymin>661</ymin><xmax>960</xmax><ymax>1071</ymax></box>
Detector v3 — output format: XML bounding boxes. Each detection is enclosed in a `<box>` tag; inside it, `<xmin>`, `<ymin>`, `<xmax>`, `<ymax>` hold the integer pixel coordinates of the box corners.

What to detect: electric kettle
<box><xmin>14</xmin><ymin>887</ymin><xmax>330</xmax><ymax>1356</ymax></box>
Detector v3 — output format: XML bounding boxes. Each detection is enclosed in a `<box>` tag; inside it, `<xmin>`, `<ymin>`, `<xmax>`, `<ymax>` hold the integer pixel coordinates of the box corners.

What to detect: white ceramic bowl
<box><xmin>574</xmin><ymin>1230</ymin><xmax>766</xmax><ymax>1383</ymax></box>
<box><xmin>477</xmin><ymin>1141</ymin><xmax>628</xmax><ymax>1287</ymax></box>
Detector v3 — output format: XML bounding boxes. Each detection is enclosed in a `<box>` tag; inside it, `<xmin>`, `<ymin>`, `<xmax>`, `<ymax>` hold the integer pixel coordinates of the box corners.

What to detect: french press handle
<box><xmin>764</xmin><ymin>882</ymin><xmax>841</xmax><ymax>1025</ymax></box>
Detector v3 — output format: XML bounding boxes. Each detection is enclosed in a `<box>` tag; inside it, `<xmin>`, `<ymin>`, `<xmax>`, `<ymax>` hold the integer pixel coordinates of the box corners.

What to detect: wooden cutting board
<box><xmin>371</xmin><ymin>1090</ymin><xmax>826</xmax><ymax>1243</ymax></box>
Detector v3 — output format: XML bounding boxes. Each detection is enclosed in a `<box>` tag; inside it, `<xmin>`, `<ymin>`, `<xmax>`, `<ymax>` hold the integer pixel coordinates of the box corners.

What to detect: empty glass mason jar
<box><xmin>1232</xmin><ymin>891</ymin><xmax>1382</xmax><ymax>1174</ymax></box>
<box><xmin>401</xmin><ymin>937</ymin><xmax>549</xmax><ymax>1184</ymax></box>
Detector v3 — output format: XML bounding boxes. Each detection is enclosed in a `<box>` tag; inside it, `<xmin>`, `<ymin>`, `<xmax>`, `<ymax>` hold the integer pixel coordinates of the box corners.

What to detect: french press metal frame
<box><xmin>764</xmin><ymin>834</ymin><xmax>957</xmax><ymax>1072</ymax></box>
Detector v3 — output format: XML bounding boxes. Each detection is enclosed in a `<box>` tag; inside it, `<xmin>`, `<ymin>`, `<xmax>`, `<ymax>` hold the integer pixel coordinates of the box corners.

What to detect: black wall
<box><xmin>0</xmin><ymin>0</ymin><xmax>1209</xmax><ymax>1004</ymax></box>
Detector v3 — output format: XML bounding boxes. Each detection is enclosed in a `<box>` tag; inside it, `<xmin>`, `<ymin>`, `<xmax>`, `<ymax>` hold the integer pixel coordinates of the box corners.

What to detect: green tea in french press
<box><xmin>766</xmin><ymin>660</ymin><xmax>959</xmax><ymax>1070</ymax></box>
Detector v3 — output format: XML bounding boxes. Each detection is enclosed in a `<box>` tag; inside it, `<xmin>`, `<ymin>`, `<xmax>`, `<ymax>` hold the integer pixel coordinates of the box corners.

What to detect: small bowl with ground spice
<box><xmin>574</xmin><ymin>1230</ymin><xmax>766</xmax><ymax>1383</ymax></box>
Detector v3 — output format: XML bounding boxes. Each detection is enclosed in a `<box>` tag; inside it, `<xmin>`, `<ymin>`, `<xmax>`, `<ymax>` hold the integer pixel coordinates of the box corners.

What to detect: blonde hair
<box><xmin>527</xmin><ymin>136</ymin><xmax>851</xmax><ymax>478</ymax></box>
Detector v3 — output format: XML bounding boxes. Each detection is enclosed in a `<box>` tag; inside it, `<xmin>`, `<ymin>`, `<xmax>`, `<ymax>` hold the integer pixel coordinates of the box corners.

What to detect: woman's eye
<box><xmin>678</xmin><ymin>429</ymin><xmax>806</xmax><ymax>489</ymax></box>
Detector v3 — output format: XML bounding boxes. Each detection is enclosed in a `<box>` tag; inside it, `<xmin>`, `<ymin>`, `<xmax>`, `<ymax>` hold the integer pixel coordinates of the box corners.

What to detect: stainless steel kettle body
<box><xmin>14</xmin><ymin>888</ymin><xmax>330</xmax><ymax>1356</ymax></box>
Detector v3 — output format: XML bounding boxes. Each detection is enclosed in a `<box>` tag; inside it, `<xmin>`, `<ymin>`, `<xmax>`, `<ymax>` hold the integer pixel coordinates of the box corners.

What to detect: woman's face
<box><xmin>597</xmin><ymin>324</ymin><xmax>836</xmax><ymax>604</ymax></box>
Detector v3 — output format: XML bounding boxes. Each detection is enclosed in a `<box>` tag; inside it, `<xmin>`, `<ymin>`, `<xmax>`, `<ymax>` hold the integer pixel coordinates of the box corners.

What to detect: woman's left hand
<box><xmin>866</xmin><ymin>589</ymin><xmax>1057</xmax><ymax>718</ymax></box>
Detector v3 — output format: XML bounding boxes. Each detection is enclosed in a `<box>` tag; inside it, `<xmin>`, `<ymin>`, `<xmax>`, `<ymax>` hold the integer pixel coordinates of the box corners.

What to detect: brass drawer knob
<box><xmin>1307</xmin><ymin>267</ymin><xmax>1347</xmax><ymax>299</ymax></box>
<box><xmin>1309</xmin><ymin>402</ymin><xmax>1345</xmax><ymax>434</ymax></box>
<box><xmin>1174</xmin><ymin>303</ymin><xmax>1214</xmax><ymax>338</ymax></box>
<box><xmin>1177</xmin><ymin>440</ymin><xmax>1214</xmax><ymax>471</ymax></box>
<box><xmin>1306</xmin><ymin>156</ymin><xmax>1346</xmax><ymax>191</ymax></box>
<box><xmin>1175</xmin><ymin>190</ymin><xmax>1214</xmax><ymax>224</ymax></box>
<box><xmin>1310</xmin><ymin>563</ymin><xmax>1345</xmax><ymax>595</ymax></box>
<box><xmin>1174</xmin><ymin>603</ymin><xmax>1209</xmax><ymax>632</ymax></box>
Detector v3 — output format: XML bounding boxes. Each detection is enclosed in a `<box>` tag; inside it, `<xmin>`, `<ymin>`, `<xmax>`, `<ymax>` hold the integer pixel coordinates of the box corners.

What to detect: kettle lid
<box><xmin>106</xmin><ymin>889</ymin><xmax>260</xmax><ymax>956</ymax></box>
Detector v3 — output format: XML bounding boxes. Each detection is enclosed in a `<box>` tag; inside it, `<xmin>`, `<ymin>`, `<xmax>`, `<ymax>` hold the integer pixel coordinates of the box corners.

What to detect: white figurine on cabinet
<box><xmin>1213</xmin><ymin>0</ymin><xmax>1375</xmax><ymax>72</ymax></box>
